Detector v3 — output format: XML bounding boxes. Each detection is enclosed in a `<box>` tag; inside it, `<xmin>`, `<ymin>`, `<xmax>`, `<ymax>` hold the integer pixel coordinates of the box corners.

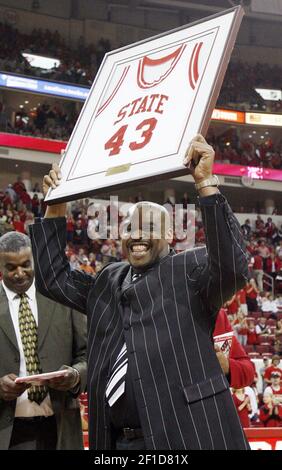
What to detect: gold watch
<box><xmin>195</xmin><ymin>175</ymin><xmax>220</xmax><ymax>191</ymax></box>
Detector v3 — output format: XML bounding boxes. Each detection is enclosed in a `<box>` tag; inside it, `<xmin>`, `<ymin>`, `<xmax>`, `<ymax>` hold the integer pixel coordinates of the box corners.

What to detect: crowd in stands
<box><xmin>0</xmin><ymin>21</ymin><xmax>281</xmax><ymax>113</ymax></box>
<box><xmin>218</xmin><ymin>61</ymin><xmax>282</xmax><ymax>113</ymax></box>
<box><xmin>232</xmin><ymin>355</ymin><xmax>282</xmax><ymax>428</ymax></box>
<box><xmin>1</xmin><ymin>23</ymin><xmax>282</xmax><ymax>169</ymax></box>
<box><xmin>208</xmin><ymin>131</ymin><xmax>282</xmax><ymax>170</ymax></box>
<box><xmin>2</xmin><ymin>99</ymin><xmax>282</xmax><ymax>170</ymax></box>
<box><xmin>0</xmin><ymin>22</ymin><xmax>110</xmax><ymax>86</ymax></box>
<box><xmin>0</xmin><ymin>100</ymin><xmax>81</xmax><ymax>141</ymax></box>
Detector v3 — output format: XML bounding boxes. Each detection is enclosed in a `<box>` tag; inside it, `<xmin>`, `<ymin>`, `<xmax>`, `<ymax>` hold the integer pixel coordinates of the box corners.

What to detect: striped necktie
<box><xmin>18</xmin><ymin>293</ymin><xmax>48</xmax><ymax>404</ymax></box>
<box><xmin>105</xmin><ymin>271</ymin><xmax>142</xmax><ymax>406</ymax></box>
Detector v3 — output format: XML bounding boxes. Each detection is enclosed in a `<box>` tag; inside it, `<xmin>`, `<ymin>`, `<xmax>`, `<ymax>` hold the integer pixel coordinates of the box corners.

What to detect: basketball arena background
<box><xmin>0</xmin><ymin>0</ymin><xmax>282</xmax><ymax>451</ymax></box>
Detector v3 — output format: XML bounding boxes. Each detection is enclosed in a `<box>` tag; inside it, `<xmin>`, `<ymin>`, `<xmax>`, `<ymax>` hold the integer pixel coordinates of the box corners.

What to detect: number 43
<box><xmin>104</xmin><ymin>117</ymin><xmax>157</xmax><ymax>156</ymax></box>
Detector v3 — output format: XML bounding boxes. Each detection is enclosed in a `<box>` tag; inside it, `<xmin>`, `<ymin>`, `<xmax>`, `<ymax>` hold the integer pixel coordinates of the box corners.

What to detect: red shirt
<box><xmin>260</xmin><ymin>404</ymin><xmax>282</xmax><ymax>427</ymax></box>
<box><xmin>232</xmin><ymin>394</ymin><xmax>250</xmax><ymax>428</ymax></box>
<box><xmin>247</xmin><ymin>328</ymin><xmax>258</xmax><ymax>345</ymax></box>
<box><xmin>246</xmin><ymin>286</ymin><xmax>257</xmax><ymax>300</ymax></box>
<box><xmin>253</xmin><ymin>255</ymin><xmax>263</xmax><ymax>270</ymax></box>
<box><xmin>264</xmin><ymin>366</ymin><xmax>282</xmax><ymax>382</ymax></box>
<box><xmin>269</xmin><ymin>385</ymin><xmax>282</xmax><ymax>397</ymax></box>
<box><xmin>237</xmin><ymin>289</ymin><xmax>246</xmax><ymax>304</ymax></box>
<box><xmin>227</xmin><ymin>298</ymin><xmax>238</xmax><ymax>315</ymax></box>
<box><xmin>265</xmin><ymin>257</ymin><xmax>282</xmax><ymax>273</ymax></box>
<box><xmin>13</xmin><ymin>220</ymin><xmax>25</xmax><ymax>233</ymax></box>
<box><xmin>214</xmin><ymin>309</ymin><xmax>255</xmax><ymax>388</ymax></box>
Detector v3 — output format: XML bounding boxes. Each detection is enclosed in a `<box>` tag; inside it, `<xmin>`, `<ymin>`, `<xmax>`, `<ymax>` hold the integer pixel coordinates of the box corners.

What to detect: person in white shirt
<box><xmin>0</xmin><ymin>231</ymin><xmax>87</xmax><ymax>450</ymax></box>
<box><xmin>255</xmin><ymin>317</ymin><xmax>271</xmax><ymax>336</ymax></box>
<box><xmin>264</xmin><ymin>373</ymin><xmax>282</xmax><ymax>404</ymax></box>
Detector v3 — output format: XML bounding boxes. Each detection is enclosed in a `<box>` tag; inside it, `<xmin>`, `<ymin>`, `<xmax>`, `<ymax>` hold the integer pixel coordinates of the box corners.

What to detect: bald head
<box><xmin>121</xmin><ymin>201</ymin><xmax>173</xmax><ymax>271</ymax></box>
<box><xmin>126</xmin><ymin>201</ymin><xmax>172</xmax><ymax>239</ymax></box>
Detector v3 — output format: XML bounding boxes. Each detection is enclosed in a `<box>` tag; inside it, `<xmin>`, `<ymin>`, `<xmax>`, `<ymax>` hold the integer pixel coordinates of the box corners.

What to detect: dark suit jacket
<box><xmin>30</xmin><ymin>193</ymin><xmax>250</xmax><ymax>450</ymax></box>
<box><xmin>0</xmin><ymin>285</ymin><xmax>87</xmax><ymax>450</ymax></box>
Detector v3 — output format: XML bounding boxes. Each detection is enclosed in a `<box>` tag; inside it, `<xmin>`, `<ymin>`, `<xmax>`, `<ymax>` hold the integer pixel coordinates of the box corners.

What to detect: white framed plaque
<box><xmin>46</xmin><ymin>6</ymin><xmax>244</xmax><ymax>203</ymax></box>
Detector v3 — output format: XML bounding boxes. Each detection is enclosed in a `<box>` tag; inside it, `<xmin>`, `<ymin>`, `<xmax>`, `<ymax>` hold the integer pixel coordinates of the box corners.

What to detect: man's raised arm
<box><xmin>184</xmin><ymin>135</ymin><xmax>249</xmax><ymax>313</ymax></box>
<box><xmin>29</xmin><ymin>163</ymin><xmax>95</xmax><ymax>314</ymax></box>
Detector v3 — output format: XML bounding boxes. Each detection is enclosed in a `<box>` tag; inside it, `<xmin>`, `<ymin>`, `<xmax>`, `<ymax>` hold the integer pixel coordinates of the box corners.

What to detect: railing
<box><xmin>263</xmin><ymin>272</ymin><xmax>274</xmax><ymax>296</ymax></box>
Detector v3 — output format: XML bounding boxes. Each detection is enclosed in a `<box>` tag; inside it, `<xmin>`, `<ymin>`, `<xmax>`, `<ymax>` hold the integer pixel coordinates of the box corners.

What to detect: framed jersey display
<box><xmin>45</xmin><ymin>6</ymin><xmax>244</xmax><ymax>203</ymax></box>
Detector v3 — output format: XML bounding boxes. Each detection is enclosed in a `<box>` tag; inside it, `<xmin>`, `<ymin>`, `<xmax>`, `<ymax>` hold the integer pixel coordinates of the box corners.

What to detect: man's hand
<box><xmin>43</xmin><ymin>162</ymin><xmax>62</xmax><ymax>197</ymax></box>
<box><xmin>43</xmin><ymin>160</ymin><xmax>67</xmax><ymax>218</ymax></box>
<box><xmin>47</xmin><ymin>365</ymin><xmax>80</xmax><ymax>392</ymax></box>
<box><xmin>183</xmin><ymin>134</ymin><xmax>218</xmax><ymax>197</ymax></box>
<box><xmin>0</xmin><ymin>374</ymin><xmax>29</xmax><ymax>401</ymax></box>
<box><xmin>183</xmin><ymin>134</ymin><xmax>215</xmax><ymax>183</ymax></box>
<box><xmin>214</xmin><ymin>345</ymin><xmax>230</xmax><ymax>376</ymax></box>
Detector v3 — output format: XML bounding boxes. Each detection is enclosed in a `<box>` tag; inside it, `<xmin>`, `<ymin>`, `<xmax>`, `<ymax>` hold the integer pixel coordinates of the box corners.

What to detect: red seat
<box><xmin>277</xmin><ymin>313</ymin><xmax>282</xmax><ymax>320</ymax></box>
<box><xmin>266</xmin><ymin>319</ymin><xmax>276</xmax><ymax>326</ymax></box>
<box><xmin>248</xmin><ymin>352</ymin><xmax>260</xmax><ymax>358</ymax></box>
<box><xmin>244</xmin><ymin>345</ymin><xmax>254</xmax><ymax>353</ymax></box>
<box><xmin>256</xmin><ymin>344</ymin><xmax>270</xmax><ymax>354</ymax></box>
<box><xmin>257</xmin><ymin>335</ymin><xmax>270</xmax><ymax>344</ymax></box>
<box><xmin>262</xmin><ymin>311</ymin><xmax>272</xmax><ymax>319</ymax></box>
<box><xmin>251</xmin><ymin>312</ymin><xmax>261</xmax><ymax>319</ymax></box>
<box><xmin>261</xmin><ymin>352</ymin><xmax>273</xmax><ymax>358</ymax></box>
<box><xmin>268</xmin><ymin>335</ymin><xmax>275</xmax><ymax>344</ymax></box>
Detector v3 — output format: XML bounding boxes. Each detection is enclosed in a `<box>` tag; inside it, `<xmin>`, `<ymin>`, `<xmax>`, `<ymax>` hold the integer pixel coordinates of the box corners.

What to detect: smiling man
<box><xmin>30</xmin><ymin>134</ymin><xmax>250</xmax><ymax>450</ymax></box>
<box><xmin>121</xmin><ymin>202</ymin><xmax>173</xmax><ymax>271</ymax></box>
<box><xmin>0</xmin><ymin>231</ymin><xmax>87</xmax><ymax>450</ymax></box>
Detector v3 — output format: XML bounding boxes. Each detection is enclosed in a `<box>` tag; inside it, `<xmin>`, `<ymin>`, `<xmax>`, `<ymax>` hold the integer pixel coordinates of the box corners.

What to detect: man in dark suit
<box><xmin>30</xmin><ymin>135</ymin><xmax>250</xmax><ymax>450</ymax></box>
<box><xmin>0</xmin><ymin>231</ymin><xmax>87</xmax><ymax>450</ymax></box>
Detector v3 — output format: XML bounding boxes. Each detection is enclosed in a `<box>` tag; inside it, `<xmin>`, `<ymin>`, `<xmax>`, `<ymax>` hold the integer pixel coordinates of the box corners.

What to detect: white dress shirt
<box><xmin>2</xmin><ymin>281</ymin><xmax>54</xmax><ymax>417</ymax></box>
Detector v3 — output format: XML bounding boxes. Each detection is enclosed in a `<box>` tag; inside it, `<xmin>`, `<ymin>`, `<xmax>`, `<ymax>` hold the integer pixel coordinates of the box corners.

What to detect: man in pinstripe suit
<box><xmin>29</xmin><ymin>134</ymin><xmax>250</xmax><ymax>450</ymax></box>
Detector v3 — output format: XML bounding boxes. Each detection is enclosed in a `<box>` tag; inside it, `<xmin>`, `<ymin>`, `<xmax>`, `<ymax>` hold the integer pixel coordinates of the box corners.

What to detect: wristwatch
<box><xmin>195</xmin><ymin>174</ymin><xmax>220</xmax><ymax>191</ymax></box>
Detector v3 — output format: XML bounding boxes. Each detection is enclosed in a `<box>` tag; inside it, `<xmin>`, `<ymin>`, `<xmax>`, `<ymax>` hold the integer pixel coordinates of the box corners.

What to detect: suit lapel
<box><xmin>0</xmin><ymin>285</ymin><xmax>19</xmax><ymax>351</ymax></box>
<box><xmin>120</xmin><ymin>266</ymin><xmax>132</xmax><ymax>295</ymax></box>
<box><xmin>37</xmin><ymin>292</ymin><xmax>56</xmax><ymax>349</ymax></box>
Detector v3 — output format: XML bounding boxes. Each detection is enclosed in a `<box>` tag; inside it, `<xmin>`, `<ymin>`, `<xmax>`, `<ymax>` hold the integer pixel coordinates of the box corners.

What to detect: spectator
<box><xmin>233</xmin><ymin>311</ymin><xmax>248</xmax><ymax>346</ymax></box>
<box><xmin>66</xmin><ymin>214</ymin><xmax>75</xmax><ymax>243</ymax></box>
<box><xmin>263</xmin><ymin>356</ymin><xmax>282</xmax><ymax>385</ymax></box>
<box><xmin>79</xmin><ymin>255</ymin><xmax>95</xmax><ymax>275</ymax></box>
<box><xmin>69</xmin><ymin>254</ymin><xmax>80</xmax><ymax>270</ymax></box>
<box><xmin>72</xmin><ymin>220</ymin><xmax>86</xmax><ymax>246</ymax></box>
<box><xmin>241</xmin><ymin>219</ymin><xmax>251</xmax><ymax>240</ymax></box>
<box><xmin>260</xmin><ymin>357</ymin><xmax>270</xmax><ymax>391</ymax></box>
<box><xmin>252</xmin><ymin>251</ymin><xmax>264</xmax><ymax>291</ymax></box>
<box><xmin>12</xmin><ymin>214</ymin><xmax>25</xmax><ymax>234</ymax></box>
<box><xmin>225</xmin><ymin>294</ymin><xmax>239</xmax><ymax>318</ymax></box>
<box><xmin>247</xmin><ymin>320</ymin><xmax>259</xmax><ymax>349</ymax></box>
<box><xmin>274</xmin><ymin>320</ymin><xmax>282</xmax><ymax>337</ymax></box>
<box><xmin>236</xmin><ymin>287</ymin><xmax>248</xmax><ymax>316</ymax></box>
<box><xmin>214</xmin><ymin>308</ymin><xmax>255</xmax><ymax>389</ymax></box>
<box><xmin>32</xmin><ymin>183</ymin><xmax>41</xmax><ymax>193</ymax></box>
<box><xmin>261</xmin><ymin>293</ymin><xmax>278</xmax><ymax>316</ymax></box>
<box><xmin>257</xmin><ymin>240</ymin><xmax>271</xmax><ymax>267</ymax></box>
<box><xmin>265</xmin><ymin>252</ymin><xmax>282</xmax><ymax>282</ymax></box>
<box><xmin>259</xmin><ymin>394</ymin><xmax>282</xmax><ymax>427</ymax></box>
<box><xmin>232</xmin><ymin>388</ymin><xmax>252</xmax><ymax>428</ymax></box>
<box><xmin>264</xmin><ymin>372</ymin><xmax>282</xmax><ymax>402</ymax></box>
<box><xmin>255</xmin><ymin>317</ymin><xmax>272</xmax><ymax>336</ymax></box>
<box><xmin>245</xmin><ymin>385</ymin><xmax>259</xmax><ymax>424</ymax></box>
<box><xmin>31</xmin><ymin>194</ymin><xmax>40</xmax><ymax>217</ymax></box>
<box><xmin>246</xmin><ymin>279</ymin><xmax>259</xmax><ymax>312</ymax></box>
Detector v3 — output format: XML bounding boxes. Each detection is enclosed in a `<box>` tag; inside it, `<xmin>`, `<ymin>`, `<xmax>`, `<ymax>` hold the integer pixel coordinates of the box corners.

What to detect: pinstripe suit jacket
<box><xmin>30</xmin><ymin>193</ymin><xmax>250</xmax><ymax>450</ymax></box>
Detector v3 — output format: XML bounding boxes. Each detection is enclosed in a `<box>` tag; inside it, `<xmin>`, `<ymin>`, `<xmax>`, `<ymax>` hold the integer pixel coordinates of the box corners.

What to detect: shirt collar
<box><xmin>2</xmin><ymin>280</ymin><xmax>36</xmax><ymax>301</ymax></box>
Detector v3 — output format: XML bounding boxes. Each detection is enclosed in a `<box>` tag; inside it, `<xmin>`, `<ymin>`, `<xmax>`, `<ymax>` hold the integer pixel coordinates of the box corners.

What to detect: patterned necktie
<box><xmin>105</xmin><ymin>271</ymin><xmax>142</xmax><ymax>406</ymax></box>
<box><xmin>18</xmin><ymin>293</ymin><xmax>47</xmax><ymax>404</ymax></box>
